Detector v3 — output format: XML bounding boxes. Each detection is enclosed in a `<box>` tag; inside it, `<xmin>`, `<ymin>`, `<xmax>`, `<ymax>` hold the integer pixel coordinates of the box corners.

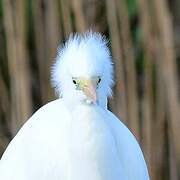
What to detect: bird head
<box><xmin>51</xmin><ymin>31</ymin><xmax>114</xmax><ymax>109</ymax></box>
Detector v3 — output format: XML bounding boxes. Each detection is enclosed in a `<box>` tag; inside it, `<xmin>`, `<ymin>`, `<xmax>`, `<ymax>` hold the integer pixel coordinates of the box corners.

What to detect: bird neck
<box><xmin>62</xmin><ymin>95</ymin><xmax>108</xmax><ymax>111</ymax></box>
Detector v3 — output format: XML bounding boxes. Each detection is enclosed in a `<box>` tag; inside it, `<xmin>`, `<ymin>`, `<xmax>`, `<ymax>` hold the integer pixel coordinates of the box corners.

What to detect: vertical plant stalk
<box><xmin>71</xmin><ymin>0</ymin><xmax>87</xmax><ymax>32</ymax></box>
<box><xmin>59</xmin><ymin>0</ymin><xmax>73</xmax><ymax>38</ymax></box>
<box><xmin>115</xmin><ymin>0</ymin><xmax>140</xmax><ymax>140</ymax></box>
<box><xmin>152</xmin><ymin>0</ymin><xmax>180</xmax><ymax>177</ymax></box>
<box><xmin>32</xmin><ymin>0</ymin><xmax>49</xmax><ymax>103</ymax></box>
<box><xmin>84</xmin><ymin>0</ymin><xmax>106</xmax><ymax>32</ymax></box>
<box><xmin>169</xmin><ymin>134</ymin><xmax>179</xmax><ymax>180</ymax></box>
<box><xmin>2</xmin><ymin>0</ymin><xmax>32</xmax><ymax>135</ymax></box>
<box><xmin>0</xmin><ymin>70</ymin><xmax>10</xmax><ymax>154</ymax></box>
<box><xmin>44</xmin><ymin>0</ymin><xmax>62</xmax><ymax>100</ymax></box>
<box><xmin>154</xmin><ymin>65</ymin><xmax>167</xmax><ymax>180</ymax></box>
<box><xmin>105</xmin><ymin>0</ymin><xmax>127</xmax><ymax>122</ymax></box>
<box><xmin>138</xmin><ymin>0</ymin><xmax>155</xmax><ymax>178</ymax></box>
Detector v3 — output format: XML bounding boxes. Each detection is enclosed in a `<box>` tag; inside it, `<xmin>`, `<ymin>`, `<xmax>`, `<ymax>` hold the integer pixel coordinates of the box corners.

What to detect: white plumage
<box><xmin>0</xmin><ymin>31</ymin><xmax>150</xmax><ymax>180</ymax></box>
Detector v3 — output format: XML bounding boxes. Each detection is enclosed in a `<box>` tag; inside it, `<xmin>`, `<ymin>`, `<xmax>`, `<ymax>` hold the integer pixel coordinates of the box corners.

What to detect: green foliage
<box><xmin>0</xmin><ymin>0</ymin><xmax>3</xmax><ymax>22</ymax></box>
<box><xmin>125</xmin><ymin>0</ymin><xmax>145</xmax><ymax>76</ymax></box>
<box><xmin>126</xmin><ymin>0</ymin><xmax>138</xmax><ymax>19</ymax></box>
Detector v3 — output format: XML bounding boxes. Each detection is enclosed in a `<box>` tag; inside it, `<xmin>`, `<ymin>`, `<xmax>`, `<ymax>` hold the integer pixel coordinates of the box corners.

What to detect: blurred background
<box><xmin>0</xmin><ymin>0</ymin><xmax>179</xmax><ymax>179</ymax></box>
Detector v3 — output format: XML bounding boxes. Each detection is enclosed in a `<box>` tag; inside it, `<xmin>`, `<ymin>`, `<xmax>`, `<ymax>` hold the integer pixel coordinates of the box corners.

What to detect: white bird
<box><xmin>0</xmin><ymin>31</ymin><xmax>150</xmax><ymax>180</ymax></box>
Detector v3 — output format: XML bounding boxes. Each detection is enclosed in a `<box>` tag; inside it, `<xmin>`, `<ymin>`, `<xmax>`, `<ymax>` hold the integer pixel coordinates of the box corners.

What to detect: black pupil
<box><xmin>73</xmin><ymin>80</ymin><xmax>77</xmax><ymax>84</ymax></box>
<box><xmin>98</xmin><ymin>78</ymin><xmax>101</xmax><ymax>83</ymax></box>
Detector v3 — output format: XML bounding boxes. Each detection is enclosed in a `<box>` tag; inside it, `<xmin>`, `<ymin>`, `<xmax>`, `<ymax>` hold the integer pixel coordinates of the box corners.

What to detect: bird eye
<box><xmin>98</xmin><ymin>78</ymin><xmax>101</xmax><ymax>84</ymax></box>
<box><xmin>73</xmin><ymin>80</ymin><xmax>77</xmax><ymax>84</ymax></box>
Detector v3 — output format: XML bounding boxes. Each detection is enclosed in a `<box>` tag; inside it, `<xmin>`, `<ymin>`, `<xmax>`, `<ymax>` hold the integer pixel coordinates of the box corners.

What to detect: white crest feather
<box><xmin>51</xmin><ymin>31</ymin><xmax>114</xmax><ymax>98</ymax></box>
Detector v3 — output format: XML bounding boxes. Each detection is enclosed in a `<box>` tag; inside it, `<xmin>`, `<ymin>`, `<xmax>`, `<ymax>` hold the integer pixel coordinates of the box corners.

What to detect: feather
<box><xmin>51</xmin><ymin>31</ymin><xmax>114</xmax><ymax>98</ymax></box>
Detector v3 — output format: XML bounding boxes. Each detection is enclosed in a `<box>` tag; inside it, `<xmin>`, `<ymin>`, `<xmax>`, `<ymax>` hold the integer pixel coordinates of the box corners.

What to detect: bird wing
<box><xmin>0</xmin><ymin>99</ymin><xmax>71</xmax><ymax>180</ymax></box>
<box><xmin>106</xmin><ymin>110</ymin><xmax>150</xmax><ymax>180</ymax></box>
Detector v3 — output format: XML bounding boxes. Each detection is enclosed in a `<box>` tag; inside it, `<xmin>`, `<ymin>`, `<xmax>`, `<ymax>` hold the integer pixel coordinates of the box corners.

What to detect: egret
<box><xmin>0</xmin><ymin>31</ymin><xmax>150</xmax><ymax>180</ymax></box>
